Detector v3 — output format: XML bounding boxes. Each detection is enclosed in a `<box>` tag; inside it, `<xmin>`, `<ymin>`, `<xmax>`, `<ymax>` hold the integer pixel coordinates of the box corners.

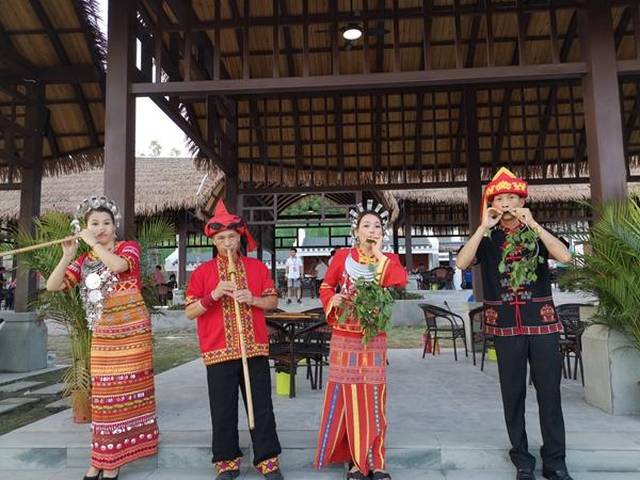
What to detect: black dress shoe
<box><xmin>264</xmin><ymin>470</ymin><xmax>284</xmax><ymax>480</ymax></box>
<box><xmin>345</xmin><ymin>472</ymin><xmax>368</xmax><ymax>480</ymax></box>
<box><xmin>542</xmin><ymin>469</ymin><xmax>574</xmax><ymax>480</ymax></box>
<box><xmin>216</xmin><ymin>471</ymin><xmax>240</xmax><ymax>480</ymax></box>
<box><xmin>82</xmin><ymin>470</ymin><xmax>102</xmax><ymax>480</ymax></box>
<box><xmin>516</xmin><ymin>468</ymin><xmax>536</xmax><ymax>480</ymax></box>
<box><xmin>371</xmin><ymin>472</ymin><xmax>392</xmax><ymax>480</ymax></box>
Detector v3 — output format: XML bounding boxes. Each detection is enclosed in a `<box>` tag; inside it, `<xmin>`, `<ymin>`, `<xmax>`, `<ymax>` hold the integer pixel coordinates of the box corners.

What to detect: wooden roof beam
<box><xmin>149</xmin><ymin>93</ymin><xmax>221</xmax><ymax>167</ymax></box>
<box><xmin>44</xmin><ymin>109</ymin><xmax>60</xmax><ymax>158</ymax></box>
<box><xmin>249</xmin><ymin>99</ymin><xmax>268</xmax><ymax>165</ymax></box>
<box><xmin>28</xmin><ymin>0</ymin><xmax>98</xmax><ymax>147</ymax></box>
<box><xmin>158</xmin><ymin>3</ymin><xmax>586</xmax><ymax>32</ymax></box>
<box><xmin>491</xmin><ymin>13</ymin><xmax>532</xmax><ymax>167</ymax></box>
<box><xmin>161</xmin><ymin>0</ymin><xmax>238</xmax><ymax>155</ymax></box>
<box><xmin>532</xmin><ymin>12</ymin><xmax>579</xmax><ymax>171</ymax></box>
<box><xmin>70</xmin><ymin>0</ymin><xmax>105</xmax><ymax>94</ymax></box>
<box><xmin>335</xmin><ymin>95</ymin><xmax>345</xmax><ymax>180</ymax></box>
<box><xmin>0</xmin><ymin>66</ymin><xmax>101</xmax><ymax>85</ymax></box>
<box><xmin>132</xmin><ymin>63</ymin><xmax>586</xmax><ymax>96</ymax></box>
<box><xmin>279</xmin><ymin>0</ymin><xmax>304</xmax><ymax>171</ymax></box>
<box><xmin>0</xmin><ymin>23</ymin><xmax>36</xmax><ymax>79</ymax></box>
<box><xmin>453</xmin><ymin>14</ymin><xmax>482</xmax><ymax>166</ymax></box>
<box><xmin>144</xmin><ymin>4</ymin><xmax>207</xmax><ymax>143</ymax></box>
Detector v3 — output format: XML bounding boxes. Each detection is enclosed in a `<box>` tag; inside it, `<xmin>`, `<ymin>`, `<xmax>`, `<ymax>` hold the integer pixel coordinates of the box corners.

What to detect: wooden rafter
<box><xmin>28</xmin><ymin>0</ymin><xmax>98</xmax><ymax>147</ymax></box>
<box><xmin>491</xmin><ymin>13</ymin><xmax>532</xmax><ymax>167</ymax></box>
<box><xmin>532</xmin><ymin>12</ymin><xmax>579</xmax><ymax>170</ymax></box>
<box><xmin>279</xmin><ymin>0</ymin><xmax>304</xmax><ymax>171</ymax></box>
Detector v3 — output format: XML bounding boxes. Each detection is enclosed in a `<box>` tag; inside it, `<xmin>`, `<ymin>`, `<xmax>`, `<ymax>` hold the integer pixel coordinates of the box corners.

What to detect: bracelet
<box><xmin>200</xmin><ymin>294</ymin><xmax>216</xmax><ymax>309</ymax></box>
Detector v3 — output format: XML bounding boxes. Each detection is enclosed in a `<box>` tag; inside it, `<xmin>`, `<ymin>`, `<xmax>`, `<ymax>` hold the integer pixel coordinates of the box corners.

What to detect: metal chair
<box><xmin>419</xmin><ymin>303</ymin><xmax>467</xmax><ymax>361</ymax></box>
<box><xmin>556</xmin><ymin>303</ymin><xmax>589</xmax><ymax>385</ymax></box>
<box><xmin>468</xmin><ymin>306</ymin><xmax>494</xmax><ymax>371</ymax></box>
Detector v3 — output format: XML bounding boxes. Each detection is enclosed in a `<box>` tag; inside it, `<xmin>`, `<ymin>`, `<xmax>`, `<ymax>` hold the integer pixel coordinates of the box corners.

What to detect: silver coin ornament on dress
<box><xmin>72</xmin><ymin>196</ymin><xmax>121</xmax><ymax>330</ymax></box>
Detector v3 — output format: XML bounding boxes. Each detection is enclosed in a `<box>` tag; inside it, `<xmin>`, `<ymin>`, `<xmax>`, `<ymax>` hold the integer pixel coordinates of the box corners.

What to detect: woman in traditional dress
<box><xmin>314</xmin><ymin>202</ymin><xmax>407</xmax><ymax>480</ymax></box>
<box><xmin>46</xmin><ymin>197</ymin><xmax>159</xmax><ymax>480</ymax></box>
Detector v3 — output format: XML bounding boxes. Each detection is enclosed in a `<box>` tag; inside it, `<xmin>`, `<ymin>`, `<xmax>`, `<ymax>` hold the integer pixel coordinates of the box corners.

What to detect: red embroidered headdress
<box><xmin>484</xmin><ymin>167</ymin><xmax>528</xmax><ymax>203</ymax></box>
<box><xmin>204</xmin><ymin>200</ymin><xmax>257</xmax><ymax>252</ymax></box>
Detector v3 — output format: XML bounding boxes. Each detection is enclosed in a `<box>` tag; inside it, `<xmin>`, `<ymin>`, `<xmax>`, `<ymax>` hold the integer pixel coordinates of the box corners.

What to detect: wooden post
<box><xmin>14</xmin><ymin>82</ymin><xmax>44</xmax><ymax>312</ymax></box>
<box><xmin>464</xmin><ymin>88</ymin><xmax>484</xmax><ymax>301</ymax></box>
<box><xmin>178</xmin><ymin>211</ymin><xmax>188</xmax><ymax>288</ymax></box>
<box><xmin>580</xmin><ymin>0</ymin><xmax>628</xmax><ymax>207</ymax></box>
<box><xmin>393</xmin><ymin>220</ymin><xmax>400</xmax><ymax>255</ymax></box>
<box><xmin>104</xmin><ymin>0</ymin><xmax>137</xmax><ymax>238</ymax></box>
<box><xmin>404</xmin><ymin>201</ymin><xmax>414</xmax><ymax>272</ymax></box>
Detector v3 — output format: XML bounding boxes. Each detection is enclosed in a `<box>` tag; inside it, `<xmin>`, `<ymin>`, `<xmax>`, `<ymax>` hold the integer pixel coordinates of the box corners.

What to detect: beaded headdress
<box><xmin>71</xmin><ymin>196</ymin><xmax>121</xmax><ymax>233</ymax></box>
<box><xmin>348</xmin><ymin>199</ymin><xmax>390</xmax><ymax>230</ymax></box>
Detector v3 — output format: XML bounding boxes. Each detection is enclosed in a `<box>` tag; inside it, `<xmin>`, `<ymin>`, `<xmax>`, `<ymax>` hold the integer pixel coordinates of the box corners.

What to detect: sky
<box><xmin>95</xmin><ymin>0</ymin><xmax>190</xmax><ymax>157</ymax></box>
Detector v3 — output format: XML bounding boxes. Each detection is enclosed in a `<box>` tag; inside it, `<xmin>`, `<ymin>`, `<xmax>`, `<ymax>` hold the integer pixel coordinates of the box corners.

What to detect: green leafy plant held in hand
<box><xmin>337</xmin><ymin>268</ymin><xmax>394</xmax><ymax>344</ymax></box>
<box><xmin>498</xmin><ymin>225</ymin><xmax>544</xmax><ymax>291</ymax></box>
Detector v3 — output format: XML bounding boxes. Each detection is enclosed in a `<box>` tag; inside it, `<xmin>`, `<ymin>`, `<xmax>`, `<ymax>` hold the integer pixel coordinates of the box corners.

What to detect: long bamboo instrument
<box><xmin>0</xmin><ymin>234</ymin><xmax>81</xmax><ymax>258</ymax></box>
<box><xmin>227</xmin><ymin>248</ymin><xmax>255</xmax><ymax>430</ymax></box>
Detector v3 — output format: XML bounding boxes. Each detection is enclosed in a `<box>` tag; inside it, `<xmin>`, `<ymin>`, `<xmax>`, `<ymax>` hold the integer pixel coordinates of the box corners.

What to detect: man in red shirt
<box><xmin>186</xmin><ymin>200</ymin><xmax>283</xmax><ymax>480</ymax></box>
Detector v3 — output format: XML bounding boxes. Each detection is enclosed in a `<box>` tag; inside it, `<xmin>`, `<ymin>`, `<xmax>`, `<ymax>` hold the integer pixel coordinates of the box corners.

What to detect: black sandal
<box><xmin>82</xmin><ymin>470</ymin><xmax>102</xmax><ymax>480</ymax></box>
<box><xmin>371</xmin><ymin>472</ymin><xmax>392</xmax><ymax>480</ymax></box>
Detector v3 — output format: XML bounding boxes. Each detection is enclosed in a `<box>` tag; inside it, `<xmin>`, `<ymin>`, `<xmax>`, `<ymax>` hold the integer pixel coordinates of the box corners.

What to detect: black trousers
<box><xmin>206</xmin><ymin>356</ymin><xmax>281</xmax><ymax>466</ymax></box>
<box><xmin>494</xmin><ymin>333</ymin><xmax>567</xmax><ymax>471</ymax></box>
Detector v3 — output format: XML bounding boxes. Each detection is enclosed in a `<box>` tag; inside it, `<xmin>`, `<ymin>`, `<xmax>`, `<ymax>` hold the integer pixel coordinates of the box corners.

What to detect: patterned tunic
<box><xmin>65</xmin><ymin>241</ymin><xmax>159</xmax><ymax>470</ymax></box>
<box><xmin>314</xmin><ymin>248</ymin><xmax>407</xmax><ymax>475</ymax></box>
<box><xmin>476</xmin><ymin>223</ymin><xmax>563</xmax><ymax>336</ymax></box>
<box><xmin>185</xmin><ymin>255</ymin><xmax>278</xmax><ymax>365</ymax></box>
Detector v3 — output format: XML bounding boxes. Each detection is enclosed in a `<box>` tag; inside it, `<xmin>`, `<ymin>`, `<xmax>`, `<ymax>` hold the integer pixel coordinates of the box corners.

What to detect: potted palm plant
<box><xmin>561</xmin><ymin>198</ymin><xmax>640</xmax><ymax>415</ymax></box>
<box><xmin>8</xmin><ymin>212</ymin><xmax>174</xmax><ymax>422</ymax></box>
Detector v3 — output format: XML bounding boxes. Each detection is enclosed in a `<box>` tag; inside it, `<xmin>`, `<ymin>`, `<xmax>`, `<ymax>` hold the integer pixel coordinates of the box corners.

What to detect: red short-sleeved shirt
<box><xmin>64</xmin><ymin>240</ymin><xmax>143</xmax><ymax>291</ymax></box>
<box><xmin>186</xmin><ymin>255</ymin><xmax>278</xmax><ymax>365</ymax></box>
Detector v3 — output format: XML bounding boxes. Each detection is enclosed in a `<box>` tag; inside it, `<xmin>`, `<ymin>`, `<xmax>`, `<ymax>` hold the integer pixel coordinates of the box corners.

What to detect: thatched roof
<box><xmin>138</xmin><ymin>2</ymin><xmax>640</xmax><ymax>190</ymax></box>
<box><xmin>392</xmin><ymin>183</ymin><xmax>640</xmax><ymax>206</ymax></box>
<box><xmin>0</xmin><ymin>157</ymin><xmax>224</xmax><ymax>220</ymax></box>
<box><xmin>0</xmin><ymin>0</ymin><xmax>106</xmax><ymax>179</ymax></box>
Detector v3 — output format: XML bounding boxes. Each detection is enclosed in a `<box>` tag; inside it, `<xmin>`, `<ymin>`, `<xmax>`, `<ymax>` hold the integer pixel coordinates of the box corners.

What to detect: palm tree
<box><xmin>561</xmin><ymin>198</ymin><xmax>640</xmax><ymax>352</ymax></box>
<box><xmin>4</xmin><ymin>212</ymin><xmax>174</xmax><ymax>420</ymax></box>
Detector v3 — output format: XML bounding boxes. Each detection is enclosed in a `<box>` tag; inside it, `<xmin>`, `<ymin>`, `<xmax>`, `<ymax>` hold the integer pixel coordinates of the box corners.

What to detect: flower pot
<box><xmin>582</xmin><ymin>324</ymin><xmax>640</xmax><ymax>415</ymax></box>
<box><xmin>71</xmin><ymin>390</ymin><xmax>92</xmax><ymax>423</ymax></box>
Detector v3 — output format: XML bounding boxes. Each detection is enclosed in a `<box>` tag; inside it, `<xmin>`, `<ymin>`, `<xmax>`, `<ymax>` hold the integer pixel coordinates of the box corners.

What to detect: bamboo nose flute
<box><xmin>226</xmin><ymin>247</ymin><xmax>255</xmax><ymax>430</ymax></box>
<box><xmin>0</xmin><ymin>234</ymin><xmax>81</xmax><ymax>258</ymax></box>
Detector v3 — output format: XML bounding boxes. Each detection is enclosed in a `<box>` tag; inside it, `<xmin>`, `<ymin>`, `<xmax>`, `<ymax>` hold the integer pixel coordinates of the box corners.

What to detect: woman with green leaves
<box><xmin>456</xmin><ymin>168</ymin><xmax>573</xmax><ymax>480</ymax></box>
<box><xmin>314</xmin><ymin>201</ymin><xmax>407</xmax><ymax>480</ymax></box>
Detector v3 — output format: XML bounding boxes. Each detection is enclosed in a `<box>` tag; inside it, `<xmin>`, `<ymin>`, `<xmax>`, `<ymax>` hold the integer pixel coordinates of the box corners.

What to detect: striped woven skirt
<box><xmin>315</xmin><ymin>330</ymin><xmax>388</xmax><ymax>475</ymax></box>
<box><xmin>89</xmin><ymin>289</ymin><xmax>159</xmax><ymax>470</ymax></box>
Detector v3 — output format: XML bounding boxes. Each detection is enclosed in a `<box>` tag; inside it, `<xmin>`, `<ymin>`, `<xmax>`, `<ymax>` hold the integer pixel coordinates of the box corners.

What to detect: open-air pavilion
<box><xmin>2</xmin><ymin>1</ymin><xmax>640</xmax><ymax>478</ymax></box>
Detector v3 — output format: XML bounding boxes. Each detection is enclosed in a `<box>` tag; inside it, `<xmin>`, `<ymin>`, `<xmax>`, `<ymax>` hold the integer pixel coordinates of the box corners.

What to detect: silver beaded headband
<box><xmin>71</xmin><ymin>196</ymin><xmax>121</xmax><ymax>233</ymax></box>
<box><xmin>349</xmin><ymin>199</ymin><xmax>390</xmax><ymax>230</ymax></box>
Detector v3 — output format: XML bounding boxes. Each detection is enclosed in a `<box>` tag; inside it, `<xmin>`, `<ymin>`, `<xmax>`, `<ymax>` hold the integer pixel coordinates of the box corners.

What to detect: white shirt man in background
<box><xmin>285</xmin><ymin>248</ymin><xmax>303</xmax><ymax>304</ymax></box>
<box><xmin>313</xmin><ymin>257</ymin><xmax>328</xmax><ymax>298</ymax></box>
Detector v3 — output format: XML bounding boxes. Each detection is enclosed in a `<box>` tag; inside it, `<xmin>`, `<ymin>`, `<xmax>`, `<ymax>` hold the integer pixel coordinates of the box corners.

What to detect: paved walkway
<box><xmin>1</xmin><ymin>347</ymin><xmax>638</xmax><ymax>479</ymax></box>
